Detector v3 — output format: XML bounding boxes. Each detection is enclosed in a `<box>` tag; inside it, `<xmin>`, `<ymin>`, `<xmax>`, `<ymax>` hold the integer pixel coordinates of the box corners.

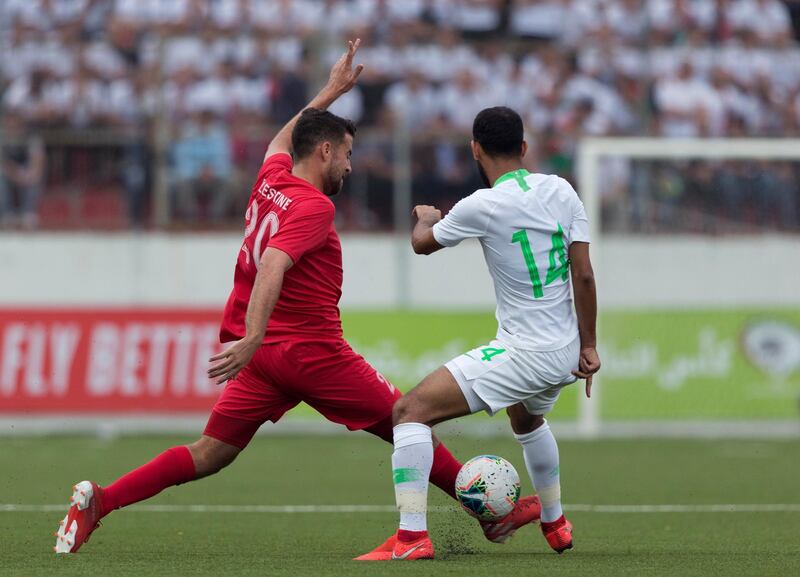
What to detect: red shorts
<box><xmin>204</xmin><ymin>339</ymin><xmax>401</xmax><ymax>449</ymax></box>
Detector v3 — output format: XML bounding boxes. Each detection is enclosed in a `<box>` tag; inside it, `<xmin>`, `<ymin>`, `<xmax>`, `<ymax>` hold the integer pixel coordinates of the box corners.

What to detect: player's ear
<box><xmin>320</xmin><ymin>141</ymin><xmax>332</xmax><ymax>162</ymax></box>
<box><xmin>520</xmin><ymin>140</ymin><xmax>528</xmax><ymax>158</ymax></box>
<box><xmin>471</xmin><ymin>140</ymin><xmax>481</xmax><ymax>161</ymax></box>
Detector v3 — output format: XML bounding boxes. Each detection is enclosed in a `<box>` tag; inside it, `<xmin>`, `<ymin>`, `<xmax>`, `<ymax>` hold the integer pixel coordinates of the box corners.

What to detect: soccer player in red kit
<box><xmin>53</xmin><ymin>39</ymin><xmax>540</xmax><ymax>558</ymax></box>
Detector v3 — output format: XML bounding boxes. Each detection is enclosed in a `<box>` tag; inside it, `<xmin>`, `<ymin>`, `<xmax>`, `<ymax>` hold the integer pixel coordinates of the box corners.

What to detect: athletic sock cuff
<box><xmin>393</xmin><ymin>423</ymin><xmax>432</xmax><ymax>449</ymax></box>
<box><xmin>513</xmin><ymin>420</ymin><xmax>550</xmax><ymax>445</ymax></box>
<box><xmin>168</xmin><ymin>446</ymin><xmax>197</xmax><ymax>484</ymax></box>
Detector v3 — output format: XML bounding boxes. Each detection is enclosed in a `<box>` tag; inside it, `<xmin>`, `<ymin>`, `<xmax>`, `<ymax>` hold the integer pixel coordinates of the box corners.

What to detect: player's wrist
<box><xmin>314</xmin><ymin>85</ymin><xmax>340</xmax><ymax>108</ymax></box>
<box><xmin>241</xmin><ymin>333</ymin><xmax>263</xmax><ymax>347</ymax></box>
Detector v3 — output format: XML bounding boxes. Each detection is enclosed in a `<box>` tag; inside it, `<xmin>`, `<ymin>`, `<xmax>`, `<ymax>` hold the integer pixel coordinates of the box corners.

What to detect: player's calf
<box><xmin>188</xmin><ymin>436</ymin><xmax>241</xmax><ymax>479</ymax></box>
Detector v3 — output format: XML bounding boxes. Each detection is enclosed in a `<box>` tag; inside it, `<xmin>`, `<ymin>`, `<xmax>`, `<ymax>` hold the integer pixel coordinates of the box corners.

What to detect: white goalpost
<box><xmin>575</xmin><ymin>137</ymin><xmax>800</xmax><ymax>439</ymax></box>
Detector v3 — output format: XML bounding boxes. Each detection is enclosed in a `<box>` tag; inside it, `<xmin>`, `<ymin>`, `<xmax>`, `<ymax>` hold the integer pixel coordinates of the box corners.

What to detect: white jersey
<box><xmin>433</xmin><ymin>169</ymin><xmax>590</xmax><ymax>352</ymax></box>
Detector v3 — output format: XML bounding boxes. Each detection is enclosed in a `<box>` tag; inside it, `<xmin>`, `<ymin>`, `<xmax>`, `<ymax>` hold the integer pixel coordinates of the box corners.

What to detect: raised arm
<box><xmin>264</xmin><ymin>39</ymin><xmax>364</xmax><ymax>161</ymax></box>
<box><xmin>568</xmin><ymin>241</ymin><xmax>600</xmax><ymax>398</ymax></box>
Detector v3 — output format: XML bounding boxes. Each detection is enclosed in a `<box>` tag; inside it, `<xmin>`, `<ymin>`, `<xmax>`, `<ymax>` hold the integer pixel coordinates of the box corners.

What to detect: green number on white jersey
<box><xmin>545</xmin><ymin>223</ymin><xmax>569</xmax><ymax>285</ymax></box>
<box><xmin>511</xmin><ymin>230</ymin><xmax>543</xmax><ymax>298</ymax></box>
<box><xmin>512</xmin><ymin>225</ymin><xmax>569</xmax><ymax>299</ymax></box>
<box><xmin>480</xmin><ymin>347</ymin><xmax>506</xmax><ymax>361</ymax></box>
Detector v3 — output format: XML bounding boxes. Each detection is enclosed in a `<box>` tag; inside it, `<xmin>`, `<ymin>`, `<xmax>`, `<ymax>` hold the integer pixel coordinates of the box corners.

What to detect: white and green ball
<box><xmin>455</xmin><ymin>455</ymin><xmax>521</xmax><ymax>521</ymax></box>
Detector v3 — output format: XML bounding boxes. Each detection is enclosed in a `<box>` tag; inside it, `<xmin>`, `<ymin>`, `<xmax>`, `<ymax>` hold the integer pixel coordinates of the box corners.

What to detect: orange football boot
<box><xmin>353</xmin><ymin>531</ymin><xmax>398</xmax><ymax>561</ymax></box>
<box><xmin>480</xmin><ymin>495</ymin><xmax>541</xmax><ymax>543</ymax></box>
<box><xmin>541</xmin><ymin>515</ymin><xmax>573</xmax><ymax>553</ymax></box>
<box><xmin>391</xmin><ymin>534</ymin><xmax>435</xmax><ymax>560</ymax></box>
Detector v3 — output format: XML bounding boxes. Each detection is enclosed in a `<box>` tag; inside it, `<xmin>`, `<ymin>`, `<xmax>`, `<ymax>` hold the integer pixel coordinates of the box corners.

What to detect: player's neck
<box><xmin>292</xmin><ymin>162</ymin><xmax>325</xmax><ymax>194</ymax></box>
<box><xmin>484</xmin><ymin>160</ymin><xmax>527</xmax><ymax>188</ymax></box>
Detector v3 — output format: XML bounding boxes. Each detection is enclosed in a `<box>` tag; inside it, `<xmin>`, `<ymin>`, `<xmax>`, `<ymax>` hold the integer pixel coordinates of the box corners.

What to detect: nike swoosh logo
<box><xmin>391</xmin><ymin>542</ymin><xmax>425</xmax><ymax>560</ymax></box>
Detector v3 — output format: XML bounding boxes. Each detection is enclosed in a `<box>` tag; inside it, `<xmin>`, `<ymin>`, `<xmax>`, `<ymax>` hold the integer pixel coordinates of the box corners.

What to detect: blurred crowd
<box><xmin>2</xmin><ymin>0</ymin><xmax>800</xmax><ymax>232</ymax></box>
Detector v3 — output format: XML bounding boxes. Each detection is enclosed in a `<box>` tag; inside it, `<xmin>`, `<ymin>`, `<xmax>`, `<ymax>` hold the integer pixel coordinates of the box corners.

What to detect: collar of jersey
<box><xmin>493</xmin><ymin>168</ymin><xmax>531</xmax><ymax>188</ymax></box>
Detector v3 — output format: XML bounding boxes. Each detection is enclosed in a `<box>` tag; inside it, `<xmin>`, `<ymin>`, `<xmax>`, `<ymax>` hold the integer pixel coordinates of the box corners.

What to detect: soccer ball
<box><xmin>455</xmin><ymin>455</ymin><xmax>521</xmax><ymax>521</ymax></box>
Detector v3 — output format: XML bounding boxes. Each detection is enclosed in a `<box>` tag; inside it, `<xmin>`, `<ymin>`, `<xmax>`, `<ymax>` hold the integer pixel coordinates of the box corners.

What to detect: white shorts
<box><xmin>445</xmin><ymin>337</ymin><xmax>580</xmax><ymax>416</ymax></box>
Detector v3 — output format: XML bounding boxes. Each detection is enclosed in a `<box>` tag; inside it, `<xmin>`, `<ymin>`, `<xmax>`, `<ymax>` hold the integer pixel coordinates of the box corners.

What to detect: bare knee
<box><xmin>188</xmin><ymin>436</ymin><xmax>241</xmax><ymax>478</ymax></box>
<box><xmin>392</xmin><ymin>394</ymin><xmax>417</xmax><ymax>425</ymax></box>
<box><xmin>507</xmin><ymin>404</ymin><xmax>545</xmax><ymax>435</ymax></box>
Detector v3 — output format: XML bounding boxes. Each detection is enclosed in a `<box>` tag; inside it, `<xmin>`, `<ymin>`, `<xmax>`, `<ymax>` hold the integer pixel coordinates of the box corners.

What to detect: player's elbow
<box><xmin>572</xmin><ymin>268</ymin><xmax>595</xmax><ymax>288</ymax></box>
<box><xmin>411</xmin><ymin>237</ymin><xmax>434</xmax><ymax>255</ymax></box>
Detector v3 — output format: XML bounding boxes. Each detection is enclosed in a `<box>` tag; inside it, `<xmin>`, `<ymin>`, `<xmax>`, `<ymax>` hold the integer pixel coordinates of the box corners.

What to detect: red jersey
<box><xmin>219</xmin><ymin>153</ymin><xmax>343</xmax><ymax>344</ymax></box>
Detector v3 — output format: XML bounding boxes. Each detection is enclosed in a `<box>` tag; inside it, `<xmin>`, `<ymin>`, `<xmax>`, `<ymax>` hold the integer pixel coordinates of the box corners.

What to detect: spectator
<box><xmin>171</xmin><ymin>110</ymin><xmax>233</xmax><ymax>223</ymax></box>
<box><xmin>0</xmin><ymin>114</ymin><xmax>45</xmax><ymax>229</ymax></box>
<box><xmin>654</xmin><ymin>61</ymin><xmax>718</xmax><ymax>137</ymax></box>
<box><xmin>383</xmin><ymin>71</ymin><xmax>440</xmax><ymax>129</ymax></box>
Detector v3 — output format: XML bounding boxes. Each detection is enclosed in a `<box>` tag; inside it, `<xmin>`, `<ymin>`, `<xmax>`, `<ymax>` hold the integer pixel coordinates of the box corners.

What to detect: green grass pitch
<box><xmin>2</xmin><ymin>434</ymin><xmax>799</xmax><ymax>576</ymax></box>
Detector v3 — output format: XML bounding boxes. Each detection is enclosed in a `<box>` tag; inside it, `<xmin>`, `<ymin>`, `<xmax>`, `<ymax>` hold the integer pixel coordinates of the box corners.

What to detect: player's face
<box><xmin>324</xmin><ymin>134</ymin><xmax>353</xmax><ymax>197</ymax></box>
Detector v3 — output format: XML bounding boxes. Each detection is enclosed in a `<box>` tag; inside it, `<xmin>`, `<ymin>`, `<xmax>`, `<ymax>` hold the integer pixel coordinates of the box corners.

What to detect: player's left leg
<box><xmin>507</xmin><ymin>405</ymin><xmax>572</xmax><ymax>553</ymax></box>
<box><xmin>506</xmin><ymin>336</ymin><xmax>583</xmax><ymax>554</ymax></box>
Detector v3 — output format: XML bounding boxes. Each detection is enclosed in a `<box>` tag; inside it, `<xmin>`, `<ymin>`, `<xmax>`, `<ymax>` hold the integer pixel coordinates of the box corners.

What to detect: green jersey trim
<box><xmin>494</xmin><ymin>168</ymin><xmax>531</xmax><ymax>191</ymax></box>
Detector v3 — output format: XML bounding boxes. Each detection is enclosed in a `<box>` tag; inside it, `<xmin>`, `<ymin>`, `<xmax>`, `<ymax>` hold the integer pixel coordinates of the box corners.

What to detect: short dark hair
<box><xmin>472</xmin><ymin>106</ymin><xmax>524</xmax><ymax>158</ymax></box>
<box><xmin>291</xmin><ymin>108</ymin><xmax>356</xmax><ymax>159</ymax></box>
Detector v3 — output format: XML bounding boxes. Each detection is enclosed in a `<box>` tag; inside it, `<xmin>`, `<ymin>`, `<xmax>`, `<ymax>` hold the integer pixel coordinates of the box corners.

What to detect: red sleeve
<box><xmin>258</xmin><ymin>152</ymin><xmax>293</xmax><ymax>181</ymax></box>
<box><xmin>268</xmin><ymin>197</ymin><xmax>334</xmax><ymax>263</ymax></box>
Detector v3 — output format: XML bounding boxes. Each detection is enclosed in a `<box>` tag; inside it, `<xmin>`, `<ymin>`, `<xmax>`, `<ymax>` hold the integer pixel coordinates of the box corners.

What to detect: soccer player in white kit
<box><xmin>385</xmin><ymin>107</ymin><xmax>600</xmax><ymax>561</ymax></box>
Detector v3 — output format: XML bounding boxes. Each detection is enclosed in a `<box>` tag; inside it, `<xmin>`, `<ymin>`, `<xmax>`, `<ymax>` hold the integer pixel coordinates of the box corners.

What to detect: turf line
<box><xmin>3</xmin><ymin>504</ymin><xmax>800</xmax><ymax>514</ymax></box>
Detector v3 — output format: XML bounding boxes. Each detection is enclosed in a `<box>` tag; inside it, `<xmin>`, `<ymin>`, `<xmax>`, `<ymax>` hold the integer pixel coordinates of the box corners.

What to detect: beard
<box><xmin>323</xmin><ymin>168</ymin><xmax>345</xmax><ymax>197</ymax></box>
<box><xmin>475</xmin><ymin>159</ymin><xmax>491</xmax><ymax>188</ymax></box>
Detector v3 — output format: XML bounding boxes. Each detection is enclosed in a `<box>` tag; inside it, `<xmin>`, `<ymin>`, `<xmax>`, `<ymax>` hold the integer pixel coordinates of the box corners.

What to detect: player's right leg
<box><xmin>54</xmin><ymin>435</ymin><xmax>239</xmax><ymax>554</ymax></box>
<box><xmin>275</xmin><ymin>340</ymin><xmax>462</xmax><ymax>560</ymax></box>
<box><xmin>54</xmin><ymin>345</ymin><xmax>297</xmax><ymax>554</ymax></box>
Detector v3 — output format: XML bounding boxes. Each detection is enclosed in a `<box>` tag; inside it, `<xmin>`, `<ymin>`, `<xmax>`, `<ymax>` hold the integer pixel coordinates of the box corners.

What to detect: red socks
<box><xmin>101</xmin><ymin>446</ymin><xmax>196</xmax><ymax>517</ymax></box>
<box><xmin>429</xmin><ymin>443</ymin><xmax>462</xmax><ymax>500</ymax></box>
<box><xmin>397</xmin><ymin>529</ymin><xmax>428</xmax><ymax>543</ymax></box>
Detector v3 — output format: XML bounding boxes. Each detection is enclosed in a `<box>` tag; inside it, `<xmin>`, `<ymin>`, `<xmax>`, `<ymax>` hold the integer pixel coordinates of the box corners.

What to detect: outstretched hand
<box><xmin>208</xmin><ymin>338</ymin><xmax>261</xmax><ymax>385</ymax></box>
<box><xmin>326</xmin><ymin>38</ymin><xmax>364</xmax><ymax>96</ymax></box>
<box><xmin>572</xmin><ymin>347</ymin><xmax>601</xmax><ymax>398</ymax></box>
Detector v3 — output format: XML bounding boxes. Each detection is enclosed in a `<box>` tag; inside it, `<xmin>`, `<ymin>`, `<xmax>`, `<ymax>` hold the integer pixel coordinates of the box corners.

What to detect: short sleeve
<box><xmin>432</xmin><ymin>193</ymin><xmax>490</xmax><ymax>247</ymax></box>
<box><xmin>569</xmin><ymin>194</ymin><xmax>591</xmax><ymax>244</ymax></box>
<box><xmin>268</xmin><ymin>198</ymin><xmax>334</xmax><ymax>263</ymax></box>
<box><xmin>259</xmin><ymin>152</ymin><xmax>293</xmax><ymax>181</ymax></box>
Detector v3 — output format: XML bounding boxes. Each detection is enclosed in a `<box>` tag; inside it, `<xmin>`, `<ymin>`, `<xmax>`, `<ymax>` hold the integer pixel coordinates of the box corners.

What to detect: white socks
<box><xmin>392</xmin><ymin>423</ymin><xmax>433</xmax><ymax>533</ymax></box>
<box><xmin>515</xmin><ymin>420</ymin><xmax>563</xmax><ymax>523</ymax></box>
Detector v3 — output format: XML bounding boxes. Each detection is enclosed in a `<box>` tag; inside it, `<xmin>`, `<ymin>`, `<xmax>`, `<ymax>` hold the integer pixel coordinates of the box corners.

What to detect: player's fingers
<box><xmin>349</xmin><ymin>38</ymin><xmax>360</xmax><ymax>55</ymax></box>
<box><xmin>208</xmin><ymin>350</ymin><xmax>230</xmax><ymax>362</ymax></box>
<box><xmin>352</xmin><ymin>63</ymin><xmax>364</xmax><ymax>80</ymax></box>
<box><xmin>208</xmin><ymin>359</ymin><xmax>232</xmax><ymax>378</ymax></box>
<box><xmin>215</xmin><ymin>367</ymin><xmax>234</xmax><ymax>384</ymax></box>
<box><xmin>585</xmin><ymin>376</ymin><xmax>592</xmax><ymax>398</ymax></box>
<box><xmin>572</xmin><ymin>369</ymin><xmax>590</xmax><ymax>379</ymax></box>
<box><xmin>219</xmin><ymin>367</ymin><xmax>241</xmax><ymax>384</ymax></box>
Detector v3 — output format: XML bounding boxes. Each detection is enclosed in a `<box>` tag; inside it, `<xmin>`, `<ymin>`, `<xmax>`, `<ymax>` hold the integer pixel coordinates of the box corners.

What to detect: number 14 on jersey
<box><xmin>511</xmin><ymin>224</ymin><xmax>569</xmax><ymax>299</ymax></box>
